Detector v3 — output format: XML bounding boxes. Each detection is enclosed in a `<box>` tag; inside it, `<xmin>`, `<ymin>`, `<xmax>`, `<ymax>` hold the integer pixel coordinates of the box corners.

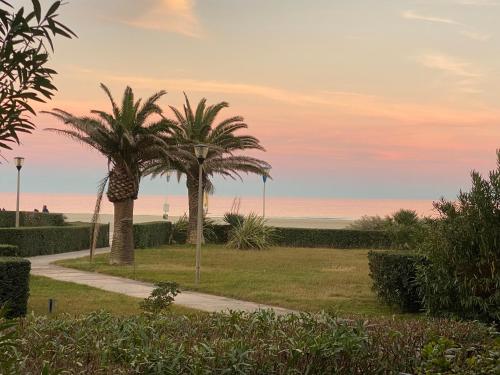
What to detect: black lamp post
<box><xmin>14</xmin><ymin>157</ymin><xmax>24</xmax><ymax>228</ymax></box>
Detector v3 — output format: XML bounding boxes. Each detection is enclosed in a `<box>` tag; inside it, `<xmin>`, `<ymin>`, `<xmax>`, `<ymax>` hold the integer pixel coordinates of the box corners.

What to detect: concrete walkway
<box><xmin>29</xmin><ymin>249</ymin><xmax>294</xmax><ymax>315</ymax></box>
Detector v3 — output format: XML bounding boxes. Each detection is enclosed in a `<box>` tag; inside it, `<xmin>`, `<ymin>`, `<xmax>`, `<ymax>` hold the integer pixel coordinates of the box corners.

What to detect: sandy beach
<box><xmin>64</xmin><ymin>213</ymin><xmax>353</xmax><ymax>229</ymax></box>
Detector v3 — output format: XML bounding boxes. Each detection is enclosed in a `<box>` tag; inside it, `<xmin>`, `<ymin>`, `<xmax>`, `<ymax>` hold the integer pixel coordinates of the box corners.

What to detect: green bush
<box><xmin>7</xmin><ymin>310</ymin><xmax>497</xmax><ymax>374</ymax></box>
<box><xmin>0</xmin><ymin>225</ymin><xmax>109</xmax><ymax>257</ymax></box>
<box><xmin>140</xmin><ymin>281</ymin><xmax>180</xmax><ymax>313</ymax></box>
<box><xmin>223</xmin><ymin>212</ymin><xmax>245</xmax><ymax>227</ymax></box>
<box><xmin>368</xmin><ymin>251</ymin><xmax>425</xmax><ymax>312</ymax></box>
<box><xmin>170</xmin><ymin>214</ymin><xmax>188</xmax><ymax>244</ymax></box>
<box><xmin>274</xmin><ymin>227</ymin><xmax>392</xmax><ymax>249</ymax></box>
<box><xmin>0</xmin><ymin>245</ymin><xmax>18</xmax><ymax>256</ymax></box>
<box><xmin>417</xmin><ymin>152</ymin><xmax>500</xmax><ymax>322</ymax></box>
<box><xmin>0</xmin><ymin>257</ymin><xmax>30</xmax><ymax>318</ymax></box>
<box><xmin>227</xmin><ymin>213</ymin><xmax>276</xmax><ymax>250</ymax></box>
<box><xmin>133</xmin><ymin>221</ymin><xmax>172</xmax><ymax>249</ymax></box>
<box><xmin>0</xmin><ymin>211</ymin><xmax>65</xmax><ymax>227</ymax></box>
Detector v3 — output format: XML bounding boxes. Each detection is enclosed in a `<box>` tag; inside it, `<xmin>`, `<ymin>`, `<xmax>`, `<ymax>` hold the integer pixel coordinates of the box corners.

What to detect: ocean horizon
<box><xmin>0</xmin><ymin>192</ymin><xmax>437</xmax><ymax>220</ymax></box>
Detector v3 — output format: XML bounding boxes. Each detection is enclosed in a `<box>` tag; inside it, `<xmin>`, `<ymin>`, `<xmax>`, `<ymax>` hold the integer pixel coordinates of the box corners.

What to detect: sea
<box><xmin>0</xmin><ymin>192</ymin><xmax>437</xmax><ymax>229</ymax></box>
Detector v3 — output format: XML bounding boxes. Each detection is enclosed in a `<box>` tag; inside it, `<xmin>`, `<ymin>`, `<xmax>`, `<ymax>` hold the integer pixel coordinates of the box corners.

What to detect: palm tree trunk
<box><xmin>110</xmin><ymin>198</ymin><xmax>134</xmax><ymax>265</ymax></box>
<box><xmin>186</xmin><ymin>175</ymin><xmax>199</xmax><ymax>244</ymax></box>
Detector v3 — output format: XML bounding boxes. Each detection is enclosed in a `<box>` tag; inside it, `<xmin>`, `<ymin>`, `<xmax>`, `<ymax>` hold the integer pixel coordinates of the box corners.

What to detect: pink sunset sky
<box><xmin>1</xmin><ymin>0</ymin><xmax>500</xmax><ymax>203</ymax></box>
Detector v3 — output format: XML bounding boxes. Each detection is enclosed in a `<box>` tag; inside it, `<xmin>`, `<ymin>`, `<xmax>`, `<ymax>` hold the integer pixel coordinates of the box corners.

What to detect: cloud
<box><xmin>417</xmin><ymin>53</ymin><xmax>483</xmax><ymax>93</ymax></box>
<box><xmin>123</xmin><ymin>0</ymin><xmax>202</xmax><ymax>38</ymax></box>
<box><xmin>456</xmin><ymin>0</ymin><xmax>498</xmax><ymax>5</ymax></box>
<box><xmin>459</xmin><ymin>30</ymin><xmax>491</xmax><ymax>41</ymax></box>
<box><xmin>401</xmin><ymin>10</ymin><xmax>460</xmax><ymax>25</ymax></box>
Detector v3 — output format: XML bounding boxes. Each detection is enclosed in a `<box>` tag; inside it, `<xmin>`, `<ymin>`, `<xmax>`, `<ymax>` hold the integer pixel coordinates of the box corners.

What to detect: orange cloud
<box><xmin>123</xmin><ymin>0</ymin><xmax>202</xmax><ymax>38</ymax></box>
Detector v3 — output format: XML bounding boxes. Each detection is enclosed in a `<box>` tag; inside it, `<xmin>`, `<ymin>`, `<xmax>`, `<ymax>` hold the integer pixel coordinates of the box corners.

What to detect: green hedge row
<box><xmin>368</xmin><ymin>251</ymin><xmax>426</xmax><ymax>312</ymax></box>
<box><xmin>0</xmin><ymin>257</ymin><xmax>30</xmax><ymax>318</ymax></box>
<box><xmin>0</xmin><ymin>211</ymin><xmax>65</xmax><ymax>228</ymax></box>
<box><xmin>133</xmin><ymin>221</ymin><xmax>172</xmax><ymax>249</ymax></box>
<box><xmin>273</xmin><ymin>227</ymin><xmax>392</xmax><ymax>249</ymax></box>
<box><xmin>0</xmin><ymin>224</ymin><xmax>109</xmax><ymax>257</ymax></box>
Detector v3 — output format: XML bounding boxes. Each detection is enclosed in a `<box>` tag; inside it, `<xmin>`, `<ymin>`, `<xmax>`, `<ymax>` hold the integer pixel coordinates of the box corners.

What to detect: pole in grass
<box><xmin>14</xmin><ymin>157</ymin><xmax>24</xmax><ymax>228</ymax></box>
<box><xmin>194</xmin><ymin>144</ymin><xmax>209</xmax><ymax>285</ymax></box>
<box><xmin>262</xmin><ymin>167</ymin><xmax>271</xmax><ymax>218</ymax></box>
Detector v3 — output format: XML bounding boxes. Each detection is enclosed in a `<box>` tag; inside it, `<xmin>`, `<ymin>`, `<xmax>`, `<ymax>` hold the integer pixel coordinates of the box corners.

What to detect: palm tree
<box><xmin>147</xmin><ymin>94</ymin><xmax>270</xmax><ymax>244</ymax></box>
<box><xmin>44</xmin><ymin>84</ymin><xmax>175</xmax><ymax>265</ymax></box>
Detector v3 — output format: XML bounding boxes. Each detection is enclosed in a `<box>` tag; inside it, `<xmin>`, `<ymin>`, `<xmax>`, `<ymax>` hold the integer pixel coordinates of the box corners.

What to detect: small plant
<box><xmin>0</xmin><ymin>306</ymin><xmax>19</xmax><ymax>374</ymax></box>
<box><xmin>140</xmin><ymin>281</ymin><xmax>180</xmax><ymax>313</ymax></box>
<box><xmin>223</xmin><ymin>212</ymin><xmax>245</xmax><ymax>227</ymax></box>
<box><xmin>227</xmin><ymin>213</ymin><xmax>275</xmax><ymax>250</ymax></box>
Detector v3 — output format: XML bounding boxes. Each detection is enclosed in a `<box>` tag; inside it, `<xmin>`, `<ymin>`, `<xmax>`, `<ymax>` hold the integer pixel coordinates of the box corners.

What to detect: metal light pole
<box><xmin>194</xmin><ymin>144</ymin><xmax>209</xmax><ymax>285</ymax></box>
<box><xmin>14</xmin><ymin>157</ymin><xmax>24</xmax><ymax>228</ymax></box>
<box><xmin>163</xmin><ymin>171</ymin><xmax>172</xmax><ymax>220</ymax></box>
<box><xmin>262</xmin><ymin>167</ymin><xmax>271</xmax><ymax>218</ymax></box>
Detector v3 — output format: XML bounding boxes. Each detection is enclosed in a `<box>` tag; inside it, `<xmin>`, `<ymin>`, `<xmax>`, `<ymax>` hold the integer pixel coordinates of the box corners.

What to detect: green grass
<box><xmin>29</xmin><ymin>275</ymin><xmax>200</xmax><ymax>317</ymax></box>
<box><xmin>57</xmin><ymin>245</ymin><xmax>398</xmax><ymax>316</ymax></box>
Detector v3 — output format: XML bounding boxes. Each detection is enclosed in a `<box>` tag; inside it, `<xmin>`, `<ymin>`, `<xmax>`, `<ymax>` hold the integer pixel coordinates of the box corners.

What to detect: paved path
<box><xmin>29</xmin><ymin>249</ymin><xmax>294</xmax><ymax>315</ymax></box>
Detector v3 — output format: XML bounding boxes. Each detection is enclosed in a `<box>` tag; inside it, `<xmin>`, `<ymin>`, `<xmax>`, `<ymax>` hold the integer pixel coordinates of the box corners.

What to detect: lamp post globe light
<box><xmin>262</xmin><ymin>167</ymin><xmax>271</xmax><ymax>218</ymax></box>
<box><xmin>194</xmin><ymin>144</ymin><xmax>209</xmax><ymax>284</ymax></box>
<box><xmin>14</xmin><ymin>156</ymin><xmax>25</xmax><ymax>228</ymax></box>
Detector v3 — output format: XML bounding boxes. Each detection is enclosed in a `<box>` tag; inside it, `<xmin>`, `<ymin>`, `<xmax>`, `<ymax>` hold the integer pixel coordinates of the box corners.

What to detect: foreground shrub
<box><xmin>134</xmin><ymin>221</ymin><xmax>172</xmax><ymax>249</ymax></box>
<box><xmin>368</xmin><ymin>251</ymin><xmax>425</xmax><ymax>312</ymax></box>
<box><xmin>140</xmin><ymin>281</ymin><xmax>180</xmax><ymax>313</ymax></box>
<box><xmin>7</xmin><ymin>310</ymin><xmax>498</xmax><ymax>374</ymax></box>
<box><xmin>0</xmin><ymin>258</ymin><xmax>30</xmax><ymax>318</ymax></box>
<box><xmin>227</xmin><ymin>213</ymin><xmax>275</xmax><ymax>250</ymax></box>
<box><xmin>418</xmin><ymin>152</ymin><xmax>500</xmax><ymax>322</ymax></box>
<box><xmin>0</xmin><ymin>224</ymin><xmax>109</xmax><ymax>257</ymax></box>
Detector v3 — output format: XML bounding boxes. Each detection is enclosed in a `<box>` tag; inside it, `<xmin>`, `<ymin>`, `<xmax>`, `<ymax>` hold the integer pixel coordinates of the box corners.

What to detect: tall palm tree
<box><xmin>44</xmin><ymin>84</ymin><xmax>175</xmax><ymax>264</ymax></box>
<box><xmin>147</xmin><ymin>94</ymin><xmax>270</xmax><ymax>244</ymax></box>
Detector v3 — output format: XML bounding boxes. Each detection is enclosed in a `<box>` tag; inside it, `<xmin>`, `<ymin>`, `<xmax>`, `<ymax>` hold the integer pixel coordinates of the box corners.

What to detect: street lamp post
<box><xmin>262</xmin><ymin>167</ymin><xmax>271</xmax><ymax>218</ymax></box>
<box><xmin>194</xmin><ymin>144</ymin><xmax>209</xmax><ymax>285</ymax></box>
<box><xmin>14</xmin><ymin>157</ymin><xmax>24</xmax><ymax>228</ymax></box>
<box><xmin>163</xmin><ymin>171</ymin><xmax>172</xmax><ymax>220</ymax></box>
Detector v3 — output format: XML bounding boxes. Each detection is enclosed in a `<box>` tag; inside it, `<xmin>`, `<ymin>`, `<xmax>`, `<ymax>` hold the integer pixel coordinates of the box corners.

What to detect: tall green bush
<box><xmin>0</xmin><ymin>225</ymin><xmax>109</xmax><ymax>257</ymax></box>
<box><xmin>0</xmin><ymin>257</ymin><xmax>30</xmax><ymax>318</ymax></box>
<box><xmin>417</xmin><ymin>152</ymin><xmax>500</xmax><ymax>322</ymax></box>
<box><xmin>368</xmin><ymin>251</ymin><xmax>425</xmax><ymax>312</ymax></box>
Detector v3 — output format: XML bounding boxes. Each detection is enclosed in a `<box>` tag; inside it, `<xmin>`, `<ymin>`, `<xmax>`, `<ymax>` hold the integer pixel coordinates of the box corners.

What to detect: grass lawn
<box><xmin>57</xmin><ymin>245</ymin><xmax>397</xmax><ymax>316</ymax></box>
<box><xmin>29</xmin><ymin>275</ymin><xmax>200</xmax><ymax>317</ymax></box>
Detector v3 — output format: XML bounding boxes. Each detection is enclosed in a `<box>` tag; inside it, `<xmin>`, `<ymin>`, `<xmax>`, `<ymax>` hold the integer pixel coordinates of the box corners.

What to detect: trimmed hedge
<box><xmin>273</xmin><ymin>227</ymin><xmax>392</xmax><ymax>249</ymax></box>
<box><xmin>0</xmin><ymin>257</ymin><xmax>30</xmax><ymax>318</ymax></box>
<box><xmin>0</xmin><ymin>244</ymin><xmax>18</xmax><ymax>256</ymax></box>
<box><xmin>133</xmin><ymin>221</ymin><xmax>172</xmax><ymax>249</ymax></box>
<box><xmin>368</xmin><ymin>251</ymin><xmax>425</xmax><ymax>312</ymax></box>
<box><xmin>0</xmin><ymin>224</ymin><xmax>109</xmax><ymax>257</ymax></box>
<box><xmin>0</xmin><ymin>211</ymin><xmax>65</xmax><ymax>228</ymax></box>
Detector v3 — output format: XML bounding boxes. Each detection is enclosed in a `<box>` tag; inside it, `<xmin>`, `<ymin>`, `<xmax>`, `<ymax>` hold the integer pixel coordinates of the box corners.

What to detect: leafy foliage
<box><xmin>140</xmin><ymin>281</ymin><xmax>180</xmax><ymax>313</ymax></box>
<box><xmin>0</xmin><ymin>0</ymin><xmax>75</xmax><ymax>153</ymax></box>
<box><xmin>368</xmin><ymin>251</ymin><xmax>425</xmax><ymax>312</ymax></box>
<box><xmin>0</xmin><ymin>307</ymin><xmax>19</xmax><ymax>374</ymax></box>
<box><xmin>7</xmin><ymin>310</ymin><xmax>498</xmax><ymax>374</ymax></box>
<box><xmin>227</xmin><ymin>213</ymin><xmax>275</xmax><ymax>250</ymax></box>
<box><xmin>350</xmin><ymin>209</ymin><xmax>427</xmax><ymax>250</ymax></box>
<box><xmin>417</xmin><ymin>152</ymin><xmax>500</xmax><ymax>322</ymax></box>
<box><xmin>0</xmin><ymin>257</ymin><xmax>30</xmax><ymax>318</ymax></box>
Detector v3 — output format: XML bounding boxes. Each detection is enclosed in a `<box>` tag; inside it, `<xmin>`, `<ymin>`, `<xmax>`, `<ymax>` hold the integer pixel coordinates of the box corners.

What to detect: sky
<box><xmin>1</xmin><ymin>0</ymin><xmax>500</xmax><ymax>202</ymax></box>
